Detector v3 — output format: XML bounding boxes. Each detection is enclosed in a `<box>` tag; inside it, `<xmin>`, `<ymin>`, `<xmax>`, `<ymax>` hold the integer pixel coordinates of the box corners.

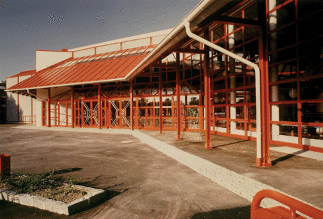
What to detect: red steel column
<box><xmin>31</xmin><ymin>97</ymin><xmax>33</xmax><ymax>124</ymax></box>
<box><xmin>159</xmin><ymin>69</ymin><xmax>163</xmax><ymax>134</ymax></box>
<box><xmin>71</xmin><ymin>87</ymin><xmax>74</xmax><ymax>128</ymax></box>
<box><xmin>176</xmin><ymin>53</ymin><xmax>182</xmax><ymax>139</ymax></box>
<box><xmin>17</xmin><ymin>77</ymin><xmax>20</xmax><ymax>123</ymax></box>
<box><xmin>199</xmin><ymin>94</ymin><xmax>203</xmax><ymax>132</ymax></box>
<box><xmin>98</xmin><ymin>84</ymin><xmax>101</xmax><ymax>129</ymax></box>
<box><xmin>81</xmin><ymin>99</ymin><xmax>84</xmax><ymax>128</ymax></box>
<box><xmin>130</xmin><ymin>80</ymin><xmax>133</xmax><ymax>130</ymax></box>
<box><xmin>47</xmin><ymin>88</ymin><xmax>51</xmax><ymax>127</ymax></box>
<box><xmin>258</xmin><ymin>2</ymin><xmax>272</xmax><ymax>167</ymax></box>
<box><xmin>204</xmin><ymin>28</ymin><xmax>212</xmax><ymax>149</ymax></box>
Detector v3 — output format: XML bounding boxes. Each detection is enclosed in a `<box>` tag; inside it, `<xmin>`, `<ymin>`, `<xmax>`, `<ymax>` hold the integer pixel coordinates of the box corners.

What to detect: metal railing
<box><xmin>251</xmin><ymin>190</ymin><xmax>323</xmax><ymax>219</ymax></box>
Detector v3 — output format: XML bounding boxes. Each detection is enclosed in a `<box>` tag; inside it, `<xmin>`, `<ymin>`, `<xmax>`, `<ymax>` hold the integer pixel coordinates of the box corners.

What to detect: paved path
<box><xmin>3</xmin><ymin>125</ymin><xmax>323</xmax><ymax>218</ymax></box>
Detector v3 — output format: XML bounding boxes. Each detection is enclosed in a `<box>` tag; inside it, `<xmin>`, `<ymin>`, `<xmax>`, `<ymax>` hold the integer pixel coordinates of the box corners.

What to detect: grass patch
<box><xmin>0</xmin><ymin>169</ymin><xmax>87</xmax><ymax>203</ymax></box>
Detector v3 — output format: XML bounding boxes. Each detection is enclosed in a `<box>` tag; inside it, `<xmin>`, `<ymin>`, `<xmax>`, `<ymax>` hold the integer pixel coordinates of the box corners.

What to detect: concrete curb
<box><xmin>0</xmin><ymin>185</ymin><xmax>106</xmax><ymax>215</ymax></box>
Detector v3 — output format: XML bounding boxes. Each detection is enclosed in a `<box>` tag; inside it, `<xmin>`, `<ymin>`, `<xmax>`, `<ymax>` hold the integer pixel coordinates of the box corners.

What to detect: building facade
<box><xmin>6</xmin><ymin>0</ymin><xmax>323</xmax><ymax>167</ymax></box>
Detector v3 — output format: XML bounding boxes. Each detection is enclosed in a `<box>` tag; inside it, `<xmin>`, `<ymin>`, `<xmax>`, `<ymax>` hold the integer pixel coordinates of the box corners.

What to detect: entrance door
<box><xmin>110</xmin><ymin>99</ymin><xmax>131</xmax><ymax>128</ymax></box>
<box><xmin>74</xmin><ymin>100</ymin><xmax>99</xmax><ymax>127</ymax></box>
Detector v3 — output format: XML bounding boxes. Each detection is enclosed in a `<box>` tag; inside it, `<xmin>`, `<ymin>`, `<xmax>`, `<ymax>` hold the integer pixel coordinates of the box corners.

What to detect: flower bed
<box><xmin>0</xmin><ymin>170</ymin><xmax>106</xmax><ymax>215</ymax></box>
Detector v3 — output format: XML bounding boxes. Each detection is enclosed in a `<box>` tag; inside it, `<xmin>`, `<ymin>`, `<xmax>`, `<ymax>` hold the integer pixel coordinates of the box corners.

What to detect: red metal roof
<box><xmin>7</xmin><ymin>45</ymin><xmax>155</xmax><ymax>91</ymax></box>
<box><xmin>8</xmin><ymin>69</ymin><xmax>36</xmax><ymax>78</ymax></box>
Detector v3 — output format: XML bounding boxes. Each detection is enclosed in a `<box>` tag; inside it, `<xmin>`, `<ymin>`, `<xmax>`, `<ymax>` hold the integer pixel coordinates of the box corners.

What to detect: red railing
<box><xmin>251</xmin><ymin>190</ymin><xmax>323</xmax><ymax>219</ymax></box>
<box><xmin>20</xmin><ymin>116</ymin><xmax>36</xmax><ymax>124</ymax></box>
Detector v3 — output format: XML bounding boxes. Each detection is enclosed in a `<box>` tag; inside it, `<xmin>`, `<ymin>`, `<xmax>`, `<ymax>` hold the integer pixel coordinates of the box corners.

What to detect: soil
<box><xmin>29</xmin><ymin>185</ymin><xmax>87</xmax><ymax>203</ymax></box>
<box><xmin>0</xmin><ymin>183</ymin><xmax>87</xmax><ymax>204</ymax></box>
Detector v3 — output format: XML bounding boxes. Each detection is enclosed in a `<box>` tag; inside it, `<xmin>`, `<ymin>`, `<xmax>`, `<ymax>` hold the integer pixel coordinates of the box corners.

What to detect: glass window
<box><xmin>298</xmin><ymin>0</ymin><xmax>323</xmax><ymax>19</ymax></box>
<box><xmin>300</xmin><ymin>78</ymin><xmax>323</xmax><ymax>100</ymax></box>
<box><xmin>214</xmin><ymin>107</ymin><xmax>226</xmax><ymax>118</ymax></box>
<box><xmin>213</xmin><ymin>92</ymin><xmax>226</xmax><ymax>104</ymax></box>
<box><xmin>268</xmin><ymin>1</ymin><xmax>296</xmax><ymax>30</ymax></box>
<box><xmin>213</xmin><ymin>79</ymin><xmax>225</xmax><ymax>90</ymax></box>
<box><xmin>270</xmin><ymin>82</ymin><xmax>297</xmax><ymax>101</ymax></box>
<box><xmin>268</xmin><ymin>24</ymin><xmax>296</xmax><ymax>52</ymax></box>
<box><xmin>301</xmin><ymin>103</ymin><xmax>323</xmax><ymax>123</ymax></box>
<box><xmin>269</xmin><ymin>61</ymin><xmax>297</xmax><ymax>82</ymax></box>
<box><xmin>212</xmin><ymin>25</ymin><xmax>225</xmax><ymax>41</ymax></box>
<box><xmin>244</xmin><ymin>2</ymin><xmax>258</xmax><ymax>20</ymax></box>
<box><xmin>269</xmin><ymin>46</ymin><xmax>297</xmax><ymax>64</ymax></box>
<box><xmin>277</xmin><ymin>104</ymin><xmax>298</xmax><ymax>122</ymax></box>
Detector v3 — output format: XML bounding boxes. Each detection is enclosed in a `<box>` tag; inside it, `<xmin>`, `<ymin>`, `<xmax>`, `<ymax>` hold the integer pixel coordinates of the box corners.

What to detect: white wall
<box><xmin>36</xmin><ymin>51</ymin><xmax>72</xmax><ymax>72</ymax></box>
<box><xmin>123</xmin><ymin>38</ymin><xmax>150</xmax><ymax>50</ymax></box>
<box><xmin>73</xmin><ymin>48</ymin><xmax>95</xmax><ymax>58</ymax></box>
<box><xmin>6</xmin><ymin>76</ymin><xmax>36</xmax><ymax>123</ymax></box>
<box><xmin>35</xmin><ymin>89</ymin><xmax>49</xmax><ymax>126</ymax></box>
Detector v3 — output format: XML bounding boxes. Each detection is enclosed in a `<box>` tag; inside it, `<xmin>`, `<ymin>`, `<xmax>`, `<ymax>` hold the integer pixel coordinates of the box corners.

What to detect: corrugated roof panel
<box><xmin>7</xmin><ymin>45</ymin><xmax>156</xmax><ymax>90</ymax></box>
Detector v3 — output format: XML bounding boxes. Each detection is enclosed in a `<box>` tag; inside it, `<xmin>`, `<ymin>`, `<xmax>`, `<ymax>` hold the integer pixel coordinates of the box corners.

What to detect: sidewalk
<box><xmin>139</xmin><ymin>130</ymin><xmax>323</xmax><ymax>210</ymax></box>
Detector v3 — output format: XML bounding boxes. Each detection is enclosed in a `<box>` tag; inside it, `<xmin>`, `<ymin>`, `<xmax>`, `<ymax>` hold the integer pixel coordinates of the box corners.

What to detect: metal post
<box><xmin>199</xmin><ymin>94</ymin><xmax>203</xmax><ymax>132</ymax></box>
<box><xmin>71</xmin><ymin>87</ymin><xmax>74</xmax><ymax>128</ymax></box>
<box><xmin>259</xmin><ymin>2</ymin><xmax>272</xmax><ymax>167</ymax></box>
<box><xmin>176</xmin><ymin>53</ymin><xmax>182</xmax><ymax>139</ymax></box>
<box><xmin>31</xmin><ymin>97</ymin><xmax>33</xmax><ymax>124</ymax></box>
<box><xmin>65</xmin><ymin>102</ymin><xmax>68</xmax><ymax>127</ymax></box>
<box><xmin>228</xmin><ymin>24</ymin><xmax>237</xmax><ymax>134</ymax></box>
<box><xmin>130</xmin><ymin>80</ymin><xmax>133</xmax><ymax>130</ymax></box>
<box><xmin>159</xmin><ymin>69</ymin><xmax>163</xmax><ymax>133</ymax></box>
<box><xmin>98</xmin><ymin>84</ymin><xmax>101</xmax><ymax>129</ymax></box>
<box><xmin>17</xmin><ymin>77</ymin><xmax>20</xmax><ymax>123</ymax></box>
<box><xmin>81</xmin><ymin>99</ymin><xmax>84</xmax><ymax>128</ymax></box>
<box><xmin>259</xmin><ymin>29</ymin><xmax>271</xmax><ymax>167</ymax></box>
<box><xmin>47</xmin><ymin>88</ymin><xmax>51</xmax><ymax>127</ymax></box>
<box><xmin>204</xmin><ymin>28</ymin><xmax>212</xmax><ymax>149</ymax></box>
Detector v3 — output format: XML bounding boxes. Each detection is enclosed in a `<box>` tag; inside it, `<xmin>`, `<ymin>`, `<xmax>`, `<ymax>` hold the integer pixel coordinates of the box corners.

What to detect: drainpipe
<box><xmin>184</xmin><ymin>21</ymin><xmax>263</xmax><ymax>166</ymax></box>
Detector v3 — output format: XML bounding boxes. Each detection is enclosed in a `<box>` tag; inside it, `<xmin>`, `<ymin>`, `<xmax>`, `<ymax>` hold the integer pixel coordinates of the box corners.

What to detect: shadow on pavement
<box><xmin>191</xmin><ymin>206</ymin><xmax>250</xmax><ymax>219</ymax></box>
<box><xmin>271</xmin><ymin>150</ymin><xmax>307</xmax><ymax>166</ymax></box>
<box><xmin>53</xmin><ymin>167</ymin><xmax>83</xmax><ymax>175</ymax></box>
<box><xmin>212</xmin><ymin>140</ymin><xmax>249</xmax><ymax>149</ymax></box>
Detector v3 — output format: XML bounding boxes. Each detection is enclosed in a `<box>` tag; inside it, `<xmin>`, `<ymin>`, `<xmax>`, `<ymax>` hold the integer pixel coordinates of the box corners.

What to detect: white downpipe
<box><xmin>184</xmin><ymin>21</ymin><xmax>262</xmax><ymax>160</ymax></box>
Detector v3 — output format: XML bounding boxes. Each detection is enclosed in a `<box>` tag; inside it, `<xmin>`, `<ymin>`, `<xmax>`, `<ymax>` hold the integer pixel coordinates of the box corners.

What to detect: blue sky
<box><xmin>0</xmin><ymin>0</ymin><xmax>201</xmax><ymax>81</ymax></box>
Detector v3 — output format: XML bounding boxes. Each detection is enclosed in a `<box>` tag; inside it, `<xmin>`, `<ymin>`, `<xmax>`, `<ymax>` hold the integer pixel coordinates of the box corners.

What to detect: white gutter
<box><xmin>5</xmin><ymin>77</ymin><xmax>125</xmax><ymax>92</ymax></box>
<box><xmin>184</xmin><ymin>21</ymin><xmax>262</xmax><ymax>163</ymax></box>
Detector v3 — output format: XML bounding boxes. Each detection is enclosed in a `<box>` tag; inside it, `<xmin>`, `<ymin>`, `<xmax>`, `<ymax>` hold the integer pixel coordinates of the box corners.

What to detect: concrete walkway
<box><xmin>2</xmin><ymin>125</ymin><xmax>323</xmax><ymax>218</ymax></box>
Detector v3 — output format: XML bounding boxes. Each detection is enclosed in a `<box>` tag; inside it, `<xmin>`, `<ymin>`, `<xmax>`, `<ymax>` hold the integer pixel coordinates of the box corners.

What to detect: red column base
<box><xmin>176</xmin><ymin>137</ymin><xmax>182</xmax><ymax>140</ymax></box>
<box><xmin>262</xmin><ymin>161</ymin><xmax>272</xmax><ymax>167</ymax></box>
<box><xmin>204</xmin><ymin>144</ymin><xmax>213</xmax><ymax>149</ymax></box>
<box><xmin>256</xmin><ymin>158</ymin><xmax>272</xmax><ymax>167</ymax></box>
<box><xmin>256</xmin><ymin>158</ymin><xmax>262</xmax><ymax>167</ymax></box>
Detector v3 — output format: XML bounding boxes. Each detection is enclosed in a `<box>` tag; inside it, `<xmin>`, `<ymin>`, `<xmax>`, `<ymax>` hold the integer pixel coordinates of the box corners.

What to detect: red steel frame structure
<box><xmin>25</xmin><ymin>0</ymin><xmax>323</xmax><ymax>167</ymax></box>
